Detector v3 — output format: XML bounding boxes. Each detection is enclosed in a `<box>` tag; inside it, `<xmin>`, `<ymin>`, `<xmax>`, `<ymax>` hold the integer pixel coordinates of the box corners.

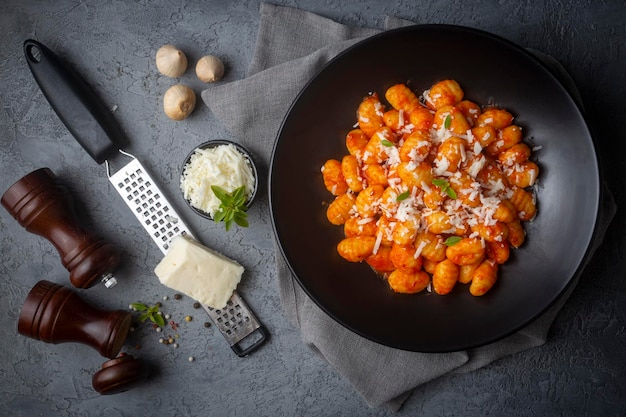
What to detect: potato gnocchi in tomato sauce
<box><xmin>321</xmin><ymin>80</ymin><xmax>539</xmax><ymax>296</ymax></box>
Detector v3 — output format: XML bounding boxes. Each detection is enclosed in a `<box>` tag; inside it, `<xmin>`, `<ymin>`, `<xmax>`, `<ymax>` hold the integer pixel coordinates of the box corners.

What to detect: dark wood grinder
<box><xmin>1</xmin><ymin>167</ymin><xmax>120</xmax><ymax>288</ymax></box>
<box><xmin>18</xmin><ymin>280</ymin><xmax>131</xmax><ymax>358</ymax></box>
<box><xmin>18</xmin><ymin>280</ymin><xmax>148</xmax><ymax>394</ymax></box>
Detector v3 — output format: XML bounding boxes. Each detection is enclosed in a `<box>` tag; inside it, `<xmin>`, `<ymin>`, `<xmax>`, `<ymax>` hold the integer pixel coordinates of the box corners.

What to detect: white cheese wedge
<box><xmin>154</xmin><ymin>235</ymin><xmax>244</xmax><ymax>309</ymax></box>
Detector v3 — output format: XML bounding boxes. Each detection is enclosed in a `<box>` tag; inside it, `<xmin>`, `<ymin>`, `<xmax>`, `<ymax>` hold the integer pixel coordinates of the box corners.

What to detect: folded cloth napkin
<box><xmin>202</xmin><ymin>3</ymin><xmax>616</xmax><ymax>410</ymax></box>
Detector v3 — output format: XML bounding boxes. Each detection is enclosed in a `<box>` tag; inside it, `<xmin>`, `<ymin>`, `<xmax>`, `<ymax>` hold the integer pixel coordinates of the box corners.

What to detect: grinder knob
<box><xmin>92</xmin><ymin>354</ymin><xmax>149</xmax><ymax>395</ymax></box>
<box><xmin>1</xmin><ymin>168</ymin><xmax>120</xmax><ymax>289</ymax></box>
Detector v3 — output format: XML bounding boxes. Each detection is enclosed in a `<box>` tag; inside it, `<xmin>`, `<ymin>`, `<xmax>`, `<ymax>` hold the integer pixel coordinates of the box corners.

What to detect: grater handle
<box><xmin>24</xmin><ymin>39</ymin><xmax>126</xmax><ymax>164</ymax></box>
<box><xmin>231</xmin><ymin>326</ymin><xmax>268</xmax><ymax>357</ymax></box>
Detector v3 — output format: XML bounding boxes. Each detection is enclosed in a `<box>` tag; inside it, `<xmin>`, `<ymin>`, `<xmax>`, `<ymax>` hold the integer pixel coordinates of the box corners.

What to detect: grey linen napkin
<box><xmin>202</xmin><ymin>3</ymin><xmax>616</xmax><ymax>410</ymax></box>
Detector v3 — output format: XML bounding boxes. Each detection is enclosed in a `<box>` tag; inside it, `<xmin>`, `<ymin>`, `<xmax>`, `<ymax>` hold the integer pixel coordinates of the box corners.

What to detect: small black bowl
<box><xmin>181</xmin><ymin>139</ymin><xmax>258</xmax><ymax>220</ymax></box>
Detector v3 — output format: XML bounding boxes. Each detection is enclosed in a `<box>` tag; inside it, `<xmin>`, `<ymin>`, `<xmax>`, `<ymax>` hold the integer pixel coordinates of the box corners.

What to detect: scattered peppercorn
<box><xmin>156</xmin><ymin>302</ymin><xmax>162</xmax><ymax>308</ymax></box>
<box><xmin>173</xmin><ymin>343</ymin><xmax>179</xmax><ymax>348</ymax></box>
<box><xmin>174</xmin><ymin>293</ymin><xmax>182</xmax><ymax>300</ymax></box>
<box><xmin>184</xmin><ymin>315</ymin><xmax>192</xmax><ymax>322</ymax></box>
<box><xmin>204</xmin><ymin>322</ymin><xmax>211</xmax><ymax>328</ymax></box>
<box><xmin>193</xmin><ymin>302</ymin><xmax>200</xmax><ymax>309</ymax></box>
<box><xmin>188</xmin><ymin>356</ymin><xmax>194</xmax><ymax>362</ymax></box>
<box><xmin>163</xmin><ymin>295</ymin><xmax>168</xmax><ymax>300</ymax></box>
<box><xmin>135</xmin><ymin>344</ymin><xmax>142</xmax><ymax>350</ymax></box>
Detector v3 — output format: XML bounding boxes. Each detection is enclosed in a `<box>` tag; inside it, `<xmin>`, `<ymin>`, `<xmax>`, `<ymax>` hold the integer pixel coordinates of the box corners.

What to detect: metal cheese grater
<box><xmin>24</xmin><ymin>39</ymin><xmax>267</xmax><ymax>357</ymax></box>
<box><xmin>106</xmin><ymin>150</ymin><xmax>267</xmax><ymax>356</ymax></box>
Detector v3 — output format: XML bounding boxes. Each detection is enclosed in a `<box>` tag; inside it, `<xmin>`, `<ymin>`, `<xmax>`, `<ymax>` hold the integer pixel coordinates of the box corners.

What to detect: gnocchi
<box><xmin>321</xmin><ymin>80</ymin><xmax>540</xmax><ymax>297</ymax></box>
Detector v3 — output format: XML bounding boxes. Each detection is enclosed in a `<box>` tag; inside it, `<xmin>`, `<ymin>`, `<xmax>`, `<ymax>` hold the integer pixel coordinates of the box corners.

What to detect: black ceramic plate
<box><xmin>269</xmin><ymin>25</ymin><xmax>600</xmax><ymax>352</ymax></box>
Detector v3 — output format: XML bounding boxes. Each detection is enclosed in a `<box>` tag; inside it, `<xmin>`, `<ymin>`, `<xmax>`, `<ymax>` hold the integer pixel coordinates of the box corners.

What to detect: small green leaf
<box><xmin>445</xmin><ymin>187</ymin><xmax>457</xmax><ymax>199</ymax></box>
<box><xmin>211</xmin><ymin>185</ymin><xmax>229</xmax><ymax>201</ymax></box>
<box><xmin>444</xmin><ymin>236</ymin><xmax>463</xmax><ymax>246</ymax></box>
<box><xmin>381</xmin><ymin>139</ymin><xmax>394</xmax><ymax>147</ymax></box>
<box><xmin>232</xmin><ymin>186</ymin><xmax>246</xmax><ymax>202</ymax></box>
<box><xmin>432</xmin><ymin>178</ymin><xmax>457</xmax><ymax>200</ymax></box>
<box><xmin>153</xmin><ymin>313</ymin><xmax>165</xmax><ymax>328</ymax></box>
<box><xmin>211</xmin><ymin>185</ymin><xmax>250</xmax><ymax>231</ymax></box>
<box><xmin>213</xmin><ymin>208</ymin><xmax>227</xmax><ymax>223</ymax></box>
<box><xmin>396</xmin><ymin>191</ymin><xmax>410</xmax><ymax>201</ymax></box>
<box><xmin>137</xmin><ymin>312</ymin><xmax>150</xmax><ymax>323</ymax></box>
<box><xmin>131</xmin><ymin>302</ymin><xmax>148</xmax><ymax>312</ymax></box>
<box><xmin>233</xmin><ymin>211</ymin><xmax>249</xmax><ymax>227</ymax></box>
<box><xmin>432</xmin><ymin>178</ymin><xmax>449</xmax><ymax>188</ymax></box>
<box><xmin>444</xmin><ymin>114</ymin><xmax>452</xmax><ymax>129</ymax></box>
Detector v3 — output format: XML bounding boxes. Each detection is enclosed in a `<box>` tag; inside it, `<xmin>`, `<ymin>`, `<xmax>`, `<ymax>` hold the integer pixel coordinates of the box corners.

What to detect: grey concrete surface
<box><xmin>0</xmin><ymin>1</ymin><xmax>624</xmax><ymax>416</ymax></box>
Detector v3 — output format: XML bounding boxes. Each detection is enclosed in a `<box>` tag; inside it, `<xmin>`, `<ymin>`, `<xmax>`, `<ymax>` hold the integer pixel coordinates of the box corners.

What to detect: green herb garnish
<box><xmin>396</xmin><ymin>191</ymin><xmax>410</xmax><ymax>201</ymax></box>
<box><xmin>432</xmin><ymin>178</ymin><xmax>457</xmax><ymax>199</ymax></box>
<box><xmin>444</xmin><ymin>114</ymin><xmax>452</xmax><ymax>129</ymax></box>
<box><xmin>131</xmin><ymin>302</ymin><xmax>165</xmax><ymax>328</ymax></box>
<box><xmin>211</xmin><ymin>185</ymin><xmax>249</xmax><ymax>231</ymax></box>
<box><xmin>444</xmin><ymin>236</ymin><xmax>463</xmax><ymax>246</ymax></box>
<box><xmin>380</xmin><ymin>139</ymin><xmax>394</xmax><ymax>147</ymax></box>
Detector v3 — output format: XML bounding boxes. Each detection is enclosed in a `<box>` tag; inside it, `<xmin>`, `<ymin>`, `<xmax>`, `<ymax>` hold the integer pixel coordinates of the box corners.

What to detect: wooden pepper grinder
<box><xmin>1</xmin><ymin>168</ymin><xmax>120</xmax><ymax>289</ymax></box>
<box><xmin>18</xmin><ymin>280</ymin><xmax>132</xmax><ymax>358</ymax></box>
<box><xmin>18</xmin><ymin>280</ymin><xmax>149</xmax><ymax>394</ymax></box>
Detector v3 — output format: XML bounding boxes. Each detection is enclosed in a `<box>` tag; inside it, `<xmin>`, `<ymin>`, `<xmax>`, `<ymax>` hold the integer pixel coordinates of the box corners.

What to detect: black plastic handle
<box><xmin>24</xmin><ymin>39</ymin><xmax>126</xmax><ymax>164</ymax></box>
<box><xmin>231</xmin><ymin>325</ymin><xmax>268</xmax><ymax>357</ymax></box>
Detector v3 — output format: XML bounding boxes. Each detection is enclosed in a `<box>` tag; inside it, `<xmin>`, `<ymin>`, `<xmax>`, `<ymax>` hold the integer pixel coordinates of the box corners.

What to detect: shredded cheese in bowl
<box><xmin>181</xmin><ymin>141</ymin><xmax>257</xmax><ymax>218</ymax></box>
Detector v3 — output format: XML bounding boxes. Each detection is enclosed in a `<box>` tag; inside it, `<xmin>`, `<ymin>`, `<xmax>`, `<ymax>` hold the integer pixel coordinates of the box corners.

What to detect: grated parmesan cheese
<box><xmin>373</xmin><ymin>231</ymin><xmax>383</xmax><ymax>254</ymax></box>
<box><xmin>181</xmin><ymin>144</ymin><xmax>256</xmax><ymax>217</ymax></box>
<box><xmin>414</xmin><ymin>240</ymin><xmax>428</xmax><ymax>258</ymax></box>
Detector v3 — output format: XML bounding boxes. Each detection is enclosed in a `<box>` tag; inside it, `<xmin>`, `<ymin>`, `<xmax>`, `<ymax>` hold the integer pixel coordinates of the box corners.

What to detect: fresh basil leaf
<box><xmin>380</xmin><ymin>139</ymin><xmax>394</xmax><ymax>147</ymax></box>
<box><xmin>444</xmin><ymin>114</ymin><xmax>452</xmax><ymax>129</ymax></box>
<box><xmin>153</xmin><ymin>313</ymin><xmax>165</xmax><ymax>328</ymax></box>
<box><xmin>444</xmin><ymin>236</ymin><xmax>463</xmax><ymax>246</ymax></box>
<box><xmin>396</xmin><ymin>191</ymin><xmax>410</xmax><ymax>201</ymax></box>
<box><xmin>234</xmin><ymin>211</ymin><xmax>249</xmax><ymax>227</ymax></box>
<box><xmin>137</xmin><ymin>312</ymin><xmax>150</xmax><ymax>323</ymax></box>
<box><xmin>233</xmin><ymin>195</ymin><xmax>247</xmax><ymax>208</ymax></box>
<box><xmin>131</xmin><ymin>302</ymin><xmax>148</xmax><ymax>311</ymax></box>
<box><xmin>211</xmin><ymin>185</ymin><xmax>229</xmax><ymax>202</ymax></box>
<box><xmin>232</xmin><ymin>186</ymin><xmax>245</xmax><ymax>201</ymax></box>
<box><xmin>214</xmin><ymin>208</ymin><xmax>227</xmax><ymax>222</ymax></box>
<box><xmin>445</xmin><ymin>187</ymin><xmax>457</xmax><ymax>199</ymax></box>
<box><xmin>211</xmin><ymin>185</ymin><xmax>251</xmax><ymax>230</ymax></box>
<box><xmin>432</xmin><ymin>178</ymin><xmax>449</xmax><ymax>188</ymax></box>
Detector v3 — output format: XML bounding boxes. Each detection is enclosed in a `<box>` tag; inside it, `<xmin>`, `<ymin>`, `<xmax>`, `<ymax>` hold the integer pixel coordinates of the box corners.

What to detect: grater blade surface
<box><xmin>106</xmin><ymin>150</ymin><xmax>266</xmax><ymax>356</ymax></box>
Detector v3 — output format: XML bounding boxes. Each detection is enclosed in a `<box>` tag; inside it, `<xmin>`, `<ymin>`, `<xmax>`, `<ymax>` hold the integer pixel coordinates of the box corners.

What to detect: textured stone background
<box><xmin>0</xmin><ymin>1</ymin><xmax>624</xmax><ymax>416</ymax></box>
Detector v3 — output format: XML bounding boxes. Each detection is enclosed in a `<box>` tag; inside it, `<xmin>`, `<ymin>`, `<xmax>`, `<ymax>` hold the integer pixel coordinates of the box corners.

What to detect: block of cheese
<box><xmin>154</xmin><ymin>235</ymin><xmax>244</xmax><ymax>309</ymax></box>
